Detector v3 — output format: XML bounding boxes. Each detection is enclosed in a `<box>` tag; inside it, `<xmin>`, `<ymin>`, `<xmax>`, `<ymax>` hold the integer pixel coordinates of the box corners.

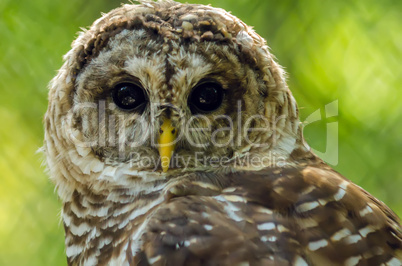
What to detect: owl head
<box><xmin>44</xmin><ymin>0</ymin><xmax>306</xmax><ymax>198</ymax></box>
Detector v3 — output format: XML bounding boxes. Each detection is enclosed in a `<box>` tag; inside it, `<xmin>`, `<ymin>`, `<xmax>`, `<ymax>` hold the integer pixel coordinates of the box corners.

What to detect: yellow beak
<box><xmin>158</xmin><ymin>119</ymin><xmax>177</xmax><ymax>172</ymax></box>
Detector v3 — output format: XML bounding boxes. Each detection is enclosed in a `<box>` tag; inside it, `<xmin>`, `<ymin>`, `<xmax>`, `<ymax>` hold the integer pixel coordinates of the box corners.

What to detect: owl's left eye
<box><xmin>188</xmin><ymin>82</ymin><xmax>224</xmax><ymax>114</ymax></box>
<box><xmin>112</xmin><ymin>82</ymin><xmax>148</xmax><ymax>112</ymax></box>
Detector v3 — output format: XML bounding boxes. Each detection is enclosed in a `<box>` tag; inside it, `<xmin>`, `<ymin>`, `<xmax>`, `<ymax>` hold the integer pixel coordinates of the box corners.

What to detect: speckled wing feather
<box><xmin>131</xmin><ymin>166</ymin><xmax>402</xmax><ymax>265</ymax></box>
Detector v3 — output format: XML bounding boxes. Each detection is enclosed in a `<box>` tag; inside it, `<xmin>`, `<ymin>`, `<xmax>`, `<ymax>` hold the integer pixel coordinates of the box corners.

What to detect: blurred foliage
<box><xmin>0</xmin><ymin>0</ymin><xmax>401</xmax><ymax>265</ymax></box>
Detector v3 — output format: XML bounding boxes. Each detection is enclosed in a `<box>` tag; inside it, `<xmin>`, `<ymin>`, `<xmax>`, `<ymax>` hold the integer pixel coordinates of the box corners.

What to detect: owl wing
<box><xmin>131</xmin><ymin>166</ymin><xmax>402</xmax><ymax>265</ymax></box>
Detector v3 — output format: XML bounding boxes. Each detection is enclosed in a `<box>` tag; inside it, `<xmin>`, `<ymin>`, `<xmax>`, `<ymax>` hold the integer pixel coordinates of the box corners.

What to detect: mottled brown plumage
<box><xmin>43</xmin><ymin>1</ymin><xmax>401</xmax><ymax>265</ymax></box>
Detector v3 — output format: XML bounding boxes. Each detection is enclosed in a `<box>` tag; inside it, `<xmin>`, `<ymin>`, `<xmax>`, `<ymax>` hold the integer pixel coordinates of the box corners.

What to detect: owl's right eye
<box><xmin>112</xmin><ymin>83</ymin><xmax>148</xmax><ymax>112</ymax></box>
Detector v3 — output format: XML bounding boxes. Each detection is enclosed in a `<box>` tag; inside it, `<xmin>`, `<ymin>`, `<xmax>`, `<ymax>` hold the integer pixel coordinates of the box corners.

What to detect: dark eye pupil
<box><xmin>112</xmin><ymin>83</ymin><xmax>147</xmax><ymax>111</ymax></box>
<box><xmin>189</xmin><ymin>82</ymin><xmax>223</xmax><ymax>114</ymax></box>
<box><xmin>198</xmin><ymin>87</ymin><xmax>217</xmax><ymax>104</ymax></box>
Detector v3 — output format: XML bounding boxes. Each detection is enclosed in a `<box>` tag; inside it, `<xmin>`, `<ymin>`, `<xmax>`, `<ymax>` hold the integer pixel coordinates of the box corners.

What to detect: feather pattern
<box><xmin>43</xmin><ymin>1</ymin><xmax>402</xmax><ymax>265</ymax></box>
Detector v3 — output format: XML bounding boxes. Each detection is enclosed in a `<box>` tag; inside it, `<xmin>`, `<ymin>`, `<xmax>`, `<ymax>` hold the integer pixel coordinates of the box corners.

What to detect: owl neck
<box><xmin>49</xmin><ymin>121</ymin><xmax>311</xmax><ymax>202</ymax></box>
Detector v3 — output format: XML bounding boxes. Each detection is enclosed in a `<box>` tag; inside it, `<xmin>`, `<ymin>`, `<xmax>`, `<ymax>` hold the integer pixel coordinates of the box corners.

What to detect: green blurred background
<box><xmin>1</xmin><ymin>0</ymin><xmax>401</xmax><ymax>265</ymax></box>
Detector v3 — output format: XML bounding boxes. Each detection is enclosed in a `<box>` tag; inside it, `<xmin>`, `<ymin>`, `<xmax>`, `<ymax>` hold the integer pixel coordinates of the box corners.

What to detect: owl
<box><xmin>43</xmin><ymin>0</ymin><xmax>402</xmax><ymax>265</ymax></box>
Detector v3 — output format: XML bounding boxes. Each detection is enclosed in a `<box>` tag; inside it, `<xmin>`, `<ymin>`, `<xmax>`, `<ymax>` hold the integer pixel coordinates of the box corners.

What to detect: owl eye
<box><xmin>189</xmin><ymin>82</ymin><xmax>224</xmax><ymax>114</ymax></box>
<box><xmin>112</xmin><ymin>82</ymin><xmax>148</xmax><ymax>112</ymax></box>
